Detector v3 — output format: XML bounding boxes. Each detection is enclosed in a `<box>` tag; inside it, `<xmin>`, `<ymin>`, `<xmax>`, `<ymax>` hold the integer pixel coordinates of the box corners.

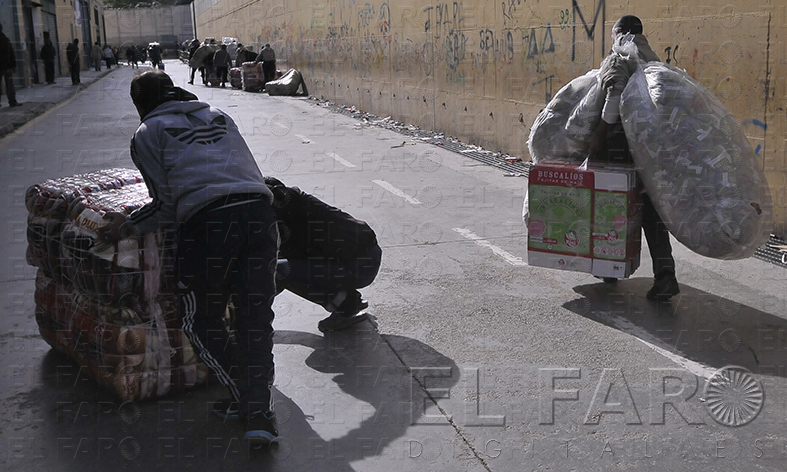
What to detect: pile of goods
<box><xmin>527</xmin><ymin>38</ymin><xmax>772</xmax><ymax>260</ymax></box>
<box><xmin>27</xmin><ymin>169</ymin><xmax>208</xmax><ymax>401</ymax></box>
<box><xmin>265</xmin><ymin>68</ymin><xmax>309</xmax><ymax>97</ymax></box>
<box><xmin>229</xmin><ymin>67</ymin><xmax>242</xmax><ymax>89</ymax></box>
<box><xmin>241</xmin><ymin>62</ymin><xmax>264</xmax><ymax>92</ymax></box>
<box><xmin>620</xmin><ymin>63</ymin><xmax>772</xmax><ymax>259</ymax></box>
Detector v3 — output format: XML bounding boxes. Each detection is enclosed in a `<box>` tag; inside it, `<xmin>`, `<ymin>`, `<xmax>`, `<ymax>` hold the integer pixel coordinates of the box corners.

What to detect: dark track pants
<box><xmin>177</xmin><ymin>198</ymin><xmax>279</xmax><ymax>417</ymax></box>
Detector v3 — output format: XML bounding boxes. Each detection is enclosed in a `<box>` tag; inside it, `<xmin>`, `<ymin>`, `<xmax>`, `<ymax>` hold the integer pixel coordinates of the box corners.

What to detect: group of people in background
<box><xmin>187</xmin><ymin>37</ymin><xmax>277</xmax><ymax>89</ymax></box>
<box><xmin>36</xmin><ymin>39</ymin><xmax>165</xmax><ymax>87</ymax></box>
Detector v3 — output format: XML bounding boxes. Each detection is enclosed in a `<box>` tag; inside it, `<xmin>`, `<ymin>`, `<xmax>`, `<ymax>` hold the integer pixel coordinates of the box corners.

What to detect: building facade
<box><xmin>0</xmin><ymin>0</ymin><xmax>107</xmax><ymax>88</ymax></box>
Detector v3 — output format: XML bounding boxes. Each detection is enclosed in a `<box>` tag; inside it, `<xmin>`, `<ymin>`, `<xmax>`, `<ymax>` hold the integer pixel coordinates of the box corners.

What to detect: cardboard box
<box><xmin>527</xmin><ymin>162</ymin><xmax>642</xmax><ymax>278</ymax></box>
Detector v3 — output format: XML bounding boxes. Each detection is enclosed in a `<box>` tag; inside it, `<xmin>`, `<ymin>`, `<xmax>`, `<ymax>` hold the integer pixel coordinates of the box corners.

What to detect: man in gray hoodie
<box><xmin>587</xmin><ymin>15</ymin><xmax>678</xmax><ymax>300</ymax></box>
<box><xmin>98</xmin><ymin>70</ymin><xmax>280</xmax><ymax>444</ymax></box>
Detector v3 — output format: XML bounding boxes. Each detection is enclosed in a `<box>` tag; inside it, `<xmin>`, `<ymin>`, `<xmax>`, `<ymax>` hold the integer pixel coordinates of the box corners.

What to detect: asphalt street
<box><xmin>1</xmin><ymin>61</ymin><xmax>786</xmax><ymax>471</ymax></box>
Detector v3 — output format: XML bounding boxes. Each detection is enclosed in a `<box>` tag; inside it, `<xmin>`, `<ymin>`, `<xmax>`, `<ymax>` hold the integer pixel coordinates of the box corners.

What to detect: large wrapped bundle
<box><xmin>27</xmin><ymin>170</ymin><xmax>208</xmax><ymax>401</ymax></box>
<box><xmin>229</xmin><ymin>67</ymin><xmax>242</xmax><ymax>89</ymax></box>
<box><xmin>265</xmin><ymin>68</ymin><xmax>308</xmax><ymax>96</ymax></box>
<box><xmin>621</xmin><ymin>63</ymin><xmax>773</xmax><ymax>259</ymax></box>
<box><xmin>25</xmin><ymin>169</ymin><xmax>143</xmax><ymax>281</ymax></box>
<box><xmin>188</xmin><ymin>44</ymin><xmax>218</xmax><ymax>69</ymax></box>
<box><xmin>241</xmin><ymin>62</ymin><xmax>264</xmax><ymax>92</ymax></box>
<box><xmin>527</xmin><ymin>70</ymin><xmax>604</xmax><ymax>164</ymax></box>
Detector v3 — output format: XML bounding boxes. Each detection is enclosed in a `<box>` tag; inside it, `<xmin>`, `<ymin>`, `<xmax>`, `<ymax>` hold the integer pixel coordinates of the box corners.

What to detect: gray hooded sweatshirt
<box><xmin>128</xmin><ymin>100</ymin><xmax>272</xmax><ymax>234</ymax></box>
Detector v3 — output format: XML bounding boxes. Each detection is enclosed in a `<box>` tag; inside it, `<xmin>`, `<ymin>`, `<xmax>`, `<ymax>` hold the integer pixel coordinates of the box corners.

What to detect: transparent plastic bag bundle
<box><xmin>621</xmin><ymin>63</ymin><xmax>773</xmax><ymax>259</ymax></box>
<box><xmin>527</xmin><ymin>70</ymin><xmax>604</xmax><ymax>164</ymax></box>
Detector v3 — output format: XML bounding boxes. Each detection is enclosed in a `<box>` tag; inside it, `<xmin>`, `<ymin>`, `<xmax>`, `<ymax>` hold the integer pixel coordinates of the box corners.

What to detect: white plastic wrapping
<box><xmin>621</xmin><ymin>63</ymin><xmax>772</xmax><ymax>259</ymax></box>
<box><xmin>527</xmin><ymin>70</ymin><xmax>604</xmax><ymax>164</ymax></box>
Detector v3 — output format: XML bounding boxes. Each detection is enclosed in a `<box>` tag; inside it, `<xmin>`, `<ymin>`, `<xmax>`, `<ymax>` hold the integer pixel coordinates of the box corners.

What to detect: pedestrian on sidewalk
<box><xmin>40</xmin><ymin>38</ymin><xmax>56</xmax><ymax>84</ymax></box>
<box><xmin>0</xmin><ymin>24</ymin><xmax>20</xmax><ymax>106</ymax></box>
<box><xmin>255</xmin><ymin>43</ymin><xmax>276</xmax><ymax>87</ymax></box>
<box><xmin>187</xmin><ymin>39</ymin><xmax>200</xmax><ymax>84</ymax></box>
<box><xmin>66</xmin><ymin>38</ymin><xmax>81</xmax><ymax>85</ymax></box>
<box><xmin>265</xmin><ymin>176</ymin><xmax>381</xmax><ymax>332</ymax></box>
<box><xmin>92</xmin><ymin>41</ymin><xmax>103</xmax><ymax>71</ymax></box>
<box><xmin>586</xmin><ymin>15</ymin><xmax>679</xmax><ymax>300</ymax></box>
<box><xmin>213</xmin><ymin>44</ymin><xmax>231</xmax><ymax>87</ymax></box>
<box><xmin>126</xmin><ymin>45</ymin><xmax>138</xmax><ymax>68</ymax></box>
<box><xmin>97</xmin><ymin>69</ymin><xmax>281</xmax><ymax>445</ymax></box>
<box><xmin>103</xmin><ymin>44</ymin><xmax>113</xmax><ymax>69</ymax></box>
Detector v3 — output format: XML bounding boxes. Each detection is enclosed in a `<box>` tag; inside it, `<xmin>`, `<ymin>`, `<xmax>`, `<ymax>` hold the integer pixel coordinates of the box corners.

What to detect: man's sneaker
<box><xmin>646</xmin><ymin>272</ymin><xmax>680</xmax><ymax>300</ymax></box>
<box><xmin>244</xmin><ymin>411</ymin><xmax>278</xmax><ymax>443</ymax></box>
<box><xmin>318</xmin><ymin>295</ymin><xmax>369</xmax><ymax>333</ymax></box>
<box><xmin>212</xmin><ymin>398</ymin><xmax>240</xmax><ymax>420</ymax></box>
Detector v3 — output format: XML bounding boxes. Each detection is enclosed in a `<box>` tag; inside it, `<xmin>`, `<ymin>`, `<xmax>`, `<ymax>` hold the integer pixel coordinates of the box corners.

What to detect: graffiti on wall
<box><xmin>571</xmin><ymin>0</ymin><xmax>606</xmax><ymax>62</ymax></box>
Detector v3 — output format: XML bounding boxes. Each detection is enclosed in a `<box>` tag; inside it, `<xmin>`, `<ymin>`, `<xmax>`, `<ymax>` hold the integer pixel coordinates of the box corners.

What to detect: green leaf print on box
<box><xmin>593</xmin><ymin>191</ymin><xmax>629</xmax><ymax>260</ymax></box>
<box><xmin>528</xmin><ymin>186</ymin><xmax>592</xmax><ymax>256</ymax></box>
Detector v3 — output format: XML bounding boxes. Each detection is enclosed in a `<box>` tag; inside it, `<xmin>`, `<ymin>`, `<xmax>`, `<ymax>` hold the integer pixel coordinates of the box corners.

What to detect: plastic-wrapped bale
<box><xmin>229</xmin><ymin>67</ymin><xmax>242</xmax><ymax>89</ymax></box>
<box><xmin>241</xmin><ymin>62</ymin><xmax>264</xmax><ymax>92</ymax></box>
<box><xmin>265</xmin><ymin>68</ymin><xmax>309</xmax><ymax>96</ymax></box>
<box><xmin>188</xmin><ymin>44</ymin><xmax>218</xmax><ymax>69</ymax></box>
<box><xmin>27</xmin><ymin>169</ymin><xmax>208</xmax><ymax>401</ymax></box>
<box><xmin>59</xmin><ymin>183</ymin><xmax>155</xmax><ymax>308</ymax></box>
<box><xmin>620</xmin><ymin>63</ymin><xmax>773</xmax><ymax>259</ymax></box>
<box><xmin>25</xmin><ymin>169</ymin><xmax>143</xmax><ymax>281</ymax></box>
<box><xmin>527</xmin><ymin>70</ymin><xmax>604</xmax><ymax>164</ymax></box>
<box><xmin>35</xmin><ymin>272</ymin><xmax>207</xmax><ymax>401</ymax></box>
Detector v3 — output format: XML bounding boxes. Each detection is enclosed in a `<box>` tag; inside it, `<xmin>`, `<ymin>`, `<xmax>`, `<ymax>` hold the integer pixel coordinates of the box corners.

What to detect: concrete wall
<box><xmin>105</xmin><ymin>4</ymin><xmax>194</xmax><ymax>50</ymax></box>
<box><xmin>193</xmin><ymin>0</ymin><xmax>787</xmax><ymax>238</ymax></box>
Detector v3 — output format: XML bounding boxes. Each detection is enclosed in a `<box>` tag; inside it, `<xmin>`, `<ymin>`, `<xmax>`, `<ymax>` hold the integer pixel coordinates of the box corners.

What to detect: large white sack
<box><xmin>527</xmin><ymin>69</ymin><xmax>604</xmax><ymax>164</ymax></box>
<box><xmin>621</xmin><ymin>63</ymin><xmax>772</xmax><ymax>259</ymax></box>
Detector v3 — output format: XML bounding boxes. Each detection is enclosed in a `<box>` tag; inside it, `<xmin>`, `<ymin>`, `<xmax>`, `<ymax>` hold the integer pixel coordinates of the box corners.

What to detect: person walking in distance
<box><xmin>255</xmin><ymin>43</ymin><xmax>276</xmax><ymax>88</ymax></box>
<box><xmin>40</xmin><ymin>38</ymin><xmax>57</xmax><ymax>84</ymax></box>
<box><xmin>0</xmin><ymin>24</ymin><xmax>21</xmax><ymax>106</ymax></box>
<box><xmin>213</xmin><ymin>43</ymin><xmax>231</xmax><ymax>87</ymax></box>
<box><xmin>92</xmin><ymin>41</ymin><xmax>103</xmax><ymax>71</ymax></box>
<box><xmin>66</xmin><ymin>38</ymin><xmax>81</xmax><ymax>85</ymax></box>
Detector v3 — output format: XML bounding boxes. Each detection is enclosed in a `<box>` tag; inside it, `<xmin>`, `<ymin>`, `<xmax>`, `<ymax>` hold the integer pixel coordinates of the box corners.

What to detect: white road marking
<box><xmin>327</xmin><ymin>152</ymin><xmax>356</xmax><ymax>168</ymax></box>
<box><xmin>372</xmin><ymin>180</ymin><xmax>422</xmax><ymax>205</ymax></box>
<box><xmin>452</xmin><ymin>228</ymin><xmax>527</xmax><ymax>266</ymax></box>
<box><xmin>599</xmin><ymin>312</ymin><xmax>716</xmax><ymax>379</ymax></box>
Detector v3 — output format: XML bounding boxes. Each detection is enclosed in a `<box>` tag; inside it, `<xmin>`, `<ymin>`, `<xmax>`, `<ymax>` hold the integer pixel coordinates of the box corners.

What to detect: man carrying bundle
<box><xmin>586</xmin><ymin>15</ymin><xmax>679</xmax><ymax>300</ymax></box>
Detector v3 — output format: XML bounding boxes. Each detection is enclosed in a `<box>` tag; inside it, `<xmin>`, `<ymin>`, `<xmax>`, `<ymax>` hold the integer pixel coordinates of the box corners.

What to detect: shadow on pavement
<box><xmin>3</xmin><ymin>328</ymin><xmax>459</xmax><ymax>472</ymax></box>
<box><xmin>564</xmin><ymin>278</ymin><xmax>787</xmax><ymax>378</ymax></box>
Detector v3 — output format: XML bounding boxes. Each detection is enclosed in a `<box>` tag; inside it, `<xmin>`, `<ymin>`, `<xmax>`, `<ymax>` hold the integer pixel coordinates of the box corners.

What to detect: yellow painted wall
<box><xmin>195</xmin><ymin>0</ymin><xmax>787</xmax><ymax>238</ymax></box>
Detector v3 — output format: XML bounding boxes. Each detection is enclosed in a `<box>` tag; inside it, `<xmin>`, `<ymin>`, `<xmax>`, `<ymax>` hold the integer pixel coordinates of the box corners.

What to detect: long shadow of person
<box><xmin>17</xmin><ymin>327</ymin><xmax>460</xmax><ymax>471</ymax></box>
<box><xmin>566</xmin><ymin>278</ymin><xmax>787</xmax><ymax>377</ymax></box>
<box><xmin>270</xmin><ymin>328</ymin><xmax>461</xmax><ymax>467</ymax></box>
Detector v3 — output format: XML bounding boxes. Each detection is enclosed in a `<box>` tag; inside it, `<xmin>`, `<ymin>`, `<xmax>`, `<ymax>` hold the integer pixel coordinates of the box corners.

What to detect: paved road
<box><xmin>1</xmin><ymin>61</ymin><xmax>786</xmax><ymax>471</ymax></box>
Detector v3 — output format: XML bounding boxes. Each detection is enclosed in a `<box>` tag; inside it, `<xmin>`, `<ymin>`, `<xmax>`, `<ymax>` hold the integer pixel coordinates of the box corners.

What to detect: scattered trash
<box><xmin>504</xmin><ymin>173</ymin><xmax>526</xmax><ymax>177</ymax></box>
<box><xmin>308</xmin><ymin>96</ymin><xmax>529</xmax><ymax>171</ymax></box>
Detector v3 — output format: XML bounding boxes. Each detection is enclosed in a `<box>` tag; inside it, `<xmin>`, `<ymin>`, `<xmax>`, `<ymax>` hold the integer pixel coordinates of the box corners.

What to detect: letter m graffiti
<box><xmin>571</xmin><ymin>0</ymin><xmax>606</xmax><ymax>61</ymax></box>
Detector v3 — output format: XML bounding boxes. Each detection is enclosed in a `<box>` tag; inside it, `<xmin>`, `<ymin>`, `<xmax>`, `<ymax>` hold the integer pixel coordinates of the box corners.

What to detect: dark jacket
<box><xmin>256</xmin><ymin>45</ymin><xmax>275</xmax><ymax>63</ymax></box>
<box><xmin>40</xmin><ymin>42</ymin><xmax>56</xmax><ymax>62</ymax></box>
<box><xmin>264</xmin><ymin>176</ymin><xmax>378</xmax><ymax>266</ymax></box>
<box><xmin>0</xmin><ymin>32</ymin><xmax>16</xmax><ymax>71</ymax></box>
<box><xmin>66</xmin><ymin>42</ymin><xmax>80</xmax><ymax>65</ymax></box>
